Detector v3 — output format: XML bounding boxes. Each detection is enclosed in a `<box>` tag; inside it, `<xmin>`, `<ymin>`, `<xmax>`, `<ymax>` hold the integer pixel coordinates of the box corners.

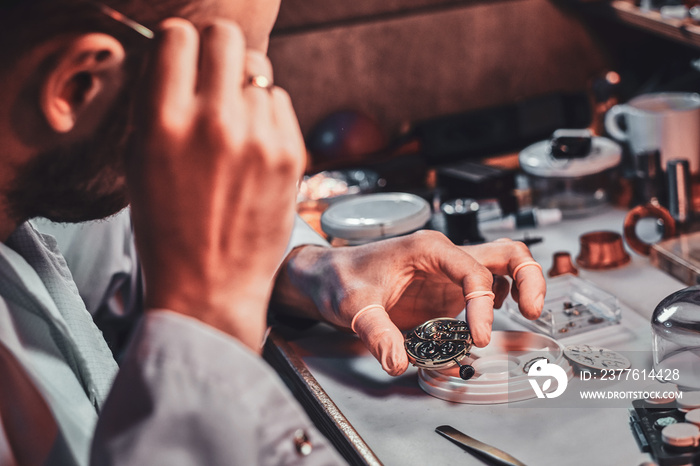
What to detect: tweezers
<box><xmin>435</xmin><ymin>425</ymin><xmax>528</xmax><ymax>466</ymax></box>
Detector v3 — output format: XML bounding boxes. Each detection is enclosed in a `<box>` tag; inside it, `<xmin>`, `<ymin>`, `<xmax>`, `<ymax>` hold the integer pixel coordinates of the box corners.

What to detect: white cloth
<box><xmin>32</xmin><ymin>209</ymin><xmax>139</xmax><ymax>322</ymax></box>
<box><xmin>32</xmin><ymin>209</ymin><xmax>142</xmax><ymax>357</ymax></box>
<box><xmin>0</xmin><ymin>219</ymin><xmax>343</xmax><ymax>465</ymax></box>
<box><xmin>1</xmin><ymin>223</ymin><xmax>118</xmax><ymax>404</ymax></box>
<box><xmin>0</xmin><ymin>223</ymin><xmax>118</xmax><ymax>465</ymax></box>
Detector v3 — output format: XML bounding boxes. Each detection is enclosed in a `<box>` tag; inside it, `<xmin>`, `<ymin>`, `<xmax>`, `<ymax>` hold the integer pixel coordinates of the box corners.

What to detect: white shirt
<box><xmin>2</xmin><ymin>219</ymin><xmax>343</xmax><ymax>465</ymax></box>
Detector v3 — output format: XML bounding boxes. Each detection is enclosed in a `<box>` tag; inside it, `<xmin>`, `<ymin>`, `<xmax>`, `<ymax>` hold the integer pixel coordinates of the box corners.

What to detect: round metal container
<box><xmin>320</xmin><ymin>192</ymin><xmax>431</xmax><ymax>245</ymax></box>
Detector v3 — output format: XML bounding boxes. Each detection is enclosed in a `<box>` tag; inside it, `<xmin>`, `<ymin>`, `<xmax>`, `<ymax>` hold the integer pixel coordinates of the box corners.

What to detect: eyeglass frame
<box><xmin>92</xmin><ymin>2</ymin><xmax>154</xmax><ymax>40</ymax></box>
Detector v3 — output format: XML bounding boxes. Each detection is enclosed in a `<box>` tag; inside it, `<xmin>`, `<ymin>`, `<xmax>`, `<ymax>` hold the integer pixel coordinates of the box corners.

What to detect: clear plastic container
<box><xmin>506</xmin><ymin>275</ymin><xmax>621</xmax><ymax>339</ymax></box>
<box><xmin>519</xmin><ymin>135</ymin><xmax>622</xmax><ymax>218</ymax></box>
<box><xmin>652</xmin><ymin>286</ymin><xmax>700</xmax><ymax>390</ymax></box>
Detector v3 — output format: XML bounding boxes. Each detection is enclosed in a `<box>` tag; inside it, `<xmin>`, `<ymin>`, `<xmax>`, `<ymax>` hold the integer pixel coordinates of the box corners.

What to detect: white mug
<box><xmin>605</xmin><ymin>92</ymin><xmax>700</xmax><ymax>173</ymax></box>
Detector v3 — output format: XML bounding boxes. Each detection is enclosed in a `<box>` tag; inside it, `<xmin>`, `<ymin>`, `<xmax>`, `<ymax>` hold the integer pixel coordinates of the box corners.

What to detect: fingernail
<box><xmin>534</xmin><ymin>293</ymin><xmax>545</xmax><ymax>312</ymax></box>
<box><xmin>383</xmin><ymin>361</ymin><xmax>400</xmax><ymax>376</ymax></box>
<box><xmin>383</xmin><ymin>349</ymin><xmax>407</xmax><ymax>376</ymax></box>
<box><xmin>473</xmin><ymin>326</ymin><xmax>492</xmax><ymax>347</ymax></box>
<box><xmin>522</xmin><ymin>294</ymin><xmax>545</xmax><ymax>320</ymax></box>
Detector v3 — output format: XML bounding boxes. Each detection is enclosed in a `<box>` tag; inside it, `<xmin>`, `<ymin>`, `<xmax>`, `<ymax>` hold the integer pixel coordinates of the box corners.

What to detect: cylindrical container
<box><xmin>548</xmin><ymin>251</ymin><xmax>579</xmax><ymax>277</ymax></box>
<box><xmin>519</xmin><ymin>135</ymin><xmax>622</xmax><ymax>218</ymax></box>
<box><xmin>632</xmin><ymin>150</ymin><xmax>664</xmax><ymax>205</ymax></box>
<box><xmin>651</xmin><ymin>286</ymin><xmax>700</xmax><ymax>390</ymax></box>
<box><xmin>686</xmin><ymin>408</ymin><xmax>700</xmax><ymax>427</ymax></box>
<box><xmin>576</xmin><ymin>231</ymin><xmax>631</xmax><ymax>269</ymax></box>
<box><xmin>661</xmin><ymin>422</ymin><xmax>700</xmax><ymax>451</ymax></box>
<box><xmin>678</xmin><ymin>391</ymin><xmax>700</xmax><ymax>413</ymax></box>
<box><xmin>440</xmin><ymin>198</ymin><xmax>483</xmax><ymax>245</ymax></box>
<box><xmin>667</xmin><ymin>159</ymin><xmax>693</xmax><ymax>225</ymax></box>
<box><xmin>320</xmin><ymin>192</ymin><xmax>431</xmax><ymax>246</ymax></box>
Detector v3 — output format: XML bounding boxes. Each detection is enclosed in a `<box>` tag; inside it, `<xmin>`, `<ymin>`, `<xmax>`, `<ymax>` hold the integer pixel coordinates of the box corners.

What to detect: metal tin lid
<box><xmin>661</xmin><ymin>422</ymin><xmax>700</xmax><ymax>448</ymax></box>
<box><xmin>643</xmin><ymin>381</ymin><xmax>679</xmax><ymax>405</ymax></box>
<box><xmin>519</xmin><ymin>136</ymin><xmax>622</xmax><ymax>178</ymax></box>
<box><xmin>677</xmin><ymin>391</ymin><xmax>700</xmax><ymax>412</ymax></box>
<box><xmin>320</xmin><ymin>192</ymin><xmax>431</xmax><ymax>241</ymax></box>
<box><xmin>686</xmin><ymin>408</ymin><xmax>700</xmax><ymax>427</ymax></box>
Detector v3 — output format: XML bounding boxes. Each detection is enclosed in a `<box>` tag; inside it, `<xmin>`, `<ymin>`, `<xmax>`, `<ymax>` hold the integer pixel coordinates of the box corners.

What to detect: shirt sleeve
<box><xmin>90</xmin><ymin>310</ymin><xmax>346</xmax><ymax>466</ymax></box>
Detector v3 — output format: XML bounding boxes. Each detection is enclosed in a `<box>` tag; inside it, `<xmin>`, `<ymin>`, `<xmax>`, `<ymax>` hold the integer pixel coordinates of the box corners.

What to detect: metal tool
<box><xmin>435</xmin><ymin>425</ymin><xmax>529</xmax><ymax>466</ymax></box>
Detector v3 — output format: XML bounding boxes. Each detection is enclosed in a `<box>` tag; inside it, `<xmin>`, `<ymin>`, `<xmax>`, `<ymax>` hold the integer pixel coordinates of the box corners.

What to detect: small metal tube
<box><xmin>667</xmin><ymin>159</ymin><xmax>692</xmax><ymax>225</ymax></box>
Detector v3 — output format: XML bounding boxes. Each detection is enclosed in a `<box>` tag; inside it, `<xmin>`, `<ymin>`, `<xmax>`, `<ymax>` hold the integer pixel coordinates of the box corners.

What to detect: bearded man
<box><xmin>0</xmin><ymin>1</ymin><xmax>545</xmax><ymax>464</ymax></box>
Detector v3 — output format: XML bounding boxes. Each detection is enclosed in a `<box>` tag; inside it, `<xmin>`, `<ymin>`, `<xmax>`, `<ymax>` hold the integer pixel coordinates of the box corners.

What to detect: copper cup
<box><xmin>548</xmin><ymin>251</ymin><xmax>579</xmax><ymax>277</ymax></box>
<box><xmin>576</xmin><ymin>231</ymin><xmax>631</xmax><ymax>270</ymax></box>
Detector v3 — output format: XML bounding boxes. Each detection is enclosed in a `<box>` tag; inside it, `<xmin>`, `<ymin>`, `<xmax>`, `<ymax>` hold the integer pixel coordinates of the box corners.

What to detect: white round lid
<box><xmin>320</xmin><ymin>192</ymin><xmax>431</xmax><ymax>241</ymax></box>
<box><xmin>519</xmin><ymin>136</ymin><xmax>622</xmax><ymax>178</ymax></box>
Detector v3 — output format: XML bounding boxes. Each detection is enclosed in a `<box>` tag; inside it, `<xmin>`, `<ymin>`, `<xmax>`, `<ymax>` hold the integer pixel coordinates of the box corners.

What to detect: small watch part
<box><xmin>523</xmin><ymin>356</ymin><xmax>550</xmax><ymax>374</ymax></box>
<box><xmin>563</xmin><ymin>302</ymin><xmax>589</xmax><ymax>317</ymax></box>
<box><xmin>654</xmin><ymin>416</ymin><xmax>678</xmax><ymax>430</ymax></box>
<box><xmin>293</xmin><ymin>429</ymin><xmax>313</xmax><ymax>456</ymax></box>
<box><xmin>563</xmin><ymin>345</ymin><xmax>631</xmax><ymax>372</ymax></box>
<box><xmin>405</xmin><ymin>318</ymin><xmax>474</xmax><ymax>379</ymax></box>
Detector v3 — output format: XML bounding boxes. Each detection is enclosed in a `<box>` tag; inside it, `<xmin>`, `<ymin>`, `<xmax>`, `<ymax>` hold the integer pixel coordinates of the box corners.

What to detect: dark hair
<box><xmin>0</xmin><ymin>0</ymin><xmax>202</xmax><ymax>64</ymax></box>
<box><xmin>0</xmin><ymin>0</ymin><xmax>200</xmax><ymax>222</ymax></box>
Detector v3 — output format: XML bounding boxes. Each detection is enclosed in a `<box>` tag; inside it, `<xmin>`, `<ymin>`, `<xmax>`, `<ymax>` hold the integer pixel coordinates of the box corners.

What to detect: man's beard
<box><xmin>6</xmin><ymin>95</ymin><xmax>132</xmax><ymax>224</ymax></box>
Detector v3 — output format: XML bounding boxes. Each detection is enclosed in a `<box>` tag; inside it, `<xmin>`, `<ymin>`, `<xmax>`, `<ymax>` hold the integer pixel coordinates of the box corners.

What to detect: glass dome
<box><xmin>652</xmin><ymin>286</ymin><xmax>700</xmax><ymax>390</ymax></box>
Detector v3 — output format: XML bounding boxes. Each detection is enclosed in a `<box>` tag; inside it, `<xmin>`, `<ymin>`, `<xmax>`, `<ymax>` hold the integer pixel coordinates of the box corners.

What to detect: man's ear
<box><xmin>40</xmin><ymin>33</ymin><xmax>125</xmax><ymax>133</ymax></box>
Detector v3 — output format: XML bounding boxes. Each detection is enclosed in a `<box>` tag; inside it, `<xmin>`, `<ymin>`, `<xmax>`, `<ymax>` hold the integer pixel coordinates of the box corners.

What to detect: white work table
<box><xmin>265</xmin><ymin>207</ymin><xmax>687</xmax><ymax>466</ymax></box>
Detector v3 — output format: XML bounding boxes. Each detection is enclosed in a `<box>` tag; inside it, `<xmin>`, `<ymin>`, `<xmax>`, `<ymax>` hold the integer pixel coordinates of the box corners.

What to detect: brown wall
<box><xmin>268</xmin><ymin>0</ymin><xmax>609</xmax><ymax>136</ymax></box>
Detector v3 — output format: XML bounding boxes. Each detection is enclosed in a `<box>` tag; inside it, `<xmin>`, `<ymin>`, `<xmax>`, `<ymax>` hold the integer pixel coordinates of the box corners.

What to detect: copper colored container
<box><xmin>622</xmin><ymin>201</ymin><xmax>676</xmax><ymax>256</ymax></box>
<box><xmin>548</xmin><ymin>251</ymin><xmax>579</xmax><ymax>277</ymax></box>
<box><xmin>576</xmin><ymin>231</ymin><xmax>631</xmax><ymax>269</ymax></box>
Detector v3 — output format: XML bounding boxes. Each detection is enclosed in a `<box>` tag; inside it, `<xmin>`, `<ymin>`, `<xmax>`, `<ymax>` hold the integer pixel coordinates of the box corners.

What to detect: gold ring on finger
<box><xmin>247</xmin><ymin>74</ymin><xmax>274</xmax><ymax>91</ymax></box>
